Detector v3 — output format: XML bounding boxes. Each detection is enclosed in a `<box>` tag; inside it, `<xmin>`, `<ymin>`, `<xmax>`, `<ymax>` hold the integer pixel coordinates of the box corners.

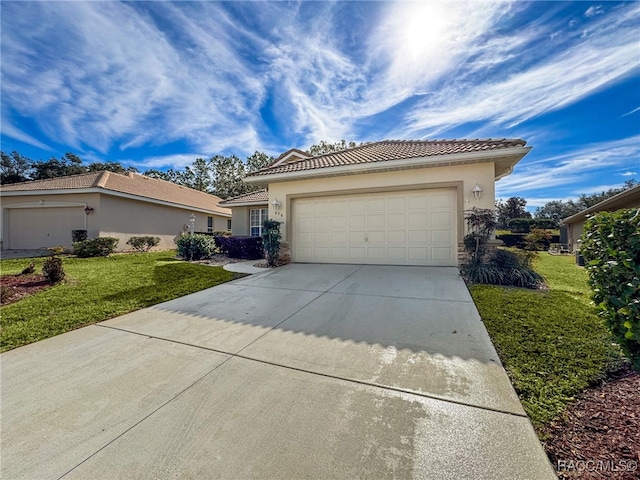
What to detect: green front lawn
<box><xmin>470</xmin><ymin>252</ymin><xmax>623</xmax><ymax>430</ymax></box>
<box><xmin>0</xmin><ymin>252</ymin><xmax>242</xmax><ymax>352</ymax></box>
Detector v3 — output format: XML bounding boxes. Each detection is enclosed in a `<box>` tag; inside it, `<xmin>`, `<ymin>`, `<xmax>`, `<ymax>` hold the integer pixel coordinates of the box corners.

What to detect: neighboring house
<box><xmin>562</xmin><ymin>184</ymin><xmax>640</xmax><ymax>252</ymax></box>
<box><xmin>0</xmin><ymin>171</ymin><xmax>231</xmax><ymax>251</ymax></box>
<box><xmin>243</xmin><ymin>139</ymin><xmax>531</xmax><ymax>266</ymax></box>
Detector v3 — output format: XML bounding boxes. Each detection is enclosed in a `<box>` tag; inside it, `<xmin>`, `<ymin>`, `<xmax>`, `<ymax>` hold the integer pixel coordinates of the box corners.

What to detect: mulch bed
<box><xmin>542</xmin><ymin>364</ymin><xmax>640</xmax><ymax>479</ymax></box>
<box><xmin>1</xmin><ymin>274</ymin><xmax>52</xmax><ymax>305</ymax></box>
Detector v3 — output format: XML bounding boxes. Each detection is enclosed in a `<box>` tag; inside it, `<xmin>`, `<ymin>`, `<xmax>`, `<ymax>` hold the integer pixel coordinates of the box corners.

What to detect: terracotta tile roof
<box><xmin>0</xmin><ymin>171</ymin><xmax>231</xmax><ymax>215</ymax></box>
<box><xmin>247</xmin><ymin>139</ymin><xmax>527</xmax><ymax>177</ymax></box>
<box><xmin>218</xmin><ymin>189</ymin><xmax>268</xmax><ymax>205</ymax></box>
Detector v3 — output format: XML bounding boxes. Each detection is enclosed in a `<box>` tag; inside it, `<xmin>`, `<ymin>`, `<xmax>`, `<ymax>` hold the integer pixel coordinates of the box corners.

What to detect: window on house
<box><xmin>227</xmin><ymin>218</ymin><xmax>232</xmax><ymax>231</ymax></box>
<box><xmin>207</xmin><ymin>216</ymin><xmax>213</xmax><ymax>233</ymax></box>
<box><xmin>250</xmin><ymin>208</ymin><xmax>268</xmax><ymax>237</ymax></box>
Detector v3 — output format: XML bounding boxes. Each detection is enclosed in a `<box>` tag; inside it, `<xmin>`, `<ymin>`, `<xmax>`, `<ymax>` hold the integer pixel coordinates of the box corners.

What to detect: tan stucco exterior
<box><xmin>1</xmin><ymin>192</ymin><xmax>230</xmax><ymax>251</ymax></box>
<box><xmin>265</xmin><ymin>162</ymin><xmax>496</xmax><ymax>246</ymax></box>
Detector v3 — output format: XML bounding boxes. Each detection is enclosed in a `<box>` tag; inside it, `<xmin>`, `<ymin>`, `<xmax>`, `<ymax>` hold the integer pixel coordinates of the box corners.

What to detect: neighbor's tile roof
<box><xmin>247</xmin><ymin>139</ymin><xmax>527</xmax><ymax>177</ymax></box>
<box><xmin>0</xmin><ymin>171</ymin><xmax>231</xmax><ymax>215</ymax></box>
<box><xmin>218</xmin><ymin>189</ymin><xmax>268</xmax><ymax>205</ymax></box>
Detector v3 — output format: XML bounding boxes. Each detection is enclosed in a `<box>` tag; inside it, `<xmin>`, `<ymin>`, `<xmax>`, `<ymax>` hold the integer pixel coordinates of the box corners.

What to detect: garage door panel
<box><xmin>9</xmin><ymin>207</ymin><xmax>85</xmax><ymax>249</ymax></box>
<box><xmin>293</xmin><ymin>189</ymin><xmax>456</xmax><ymax>266</ymax></box>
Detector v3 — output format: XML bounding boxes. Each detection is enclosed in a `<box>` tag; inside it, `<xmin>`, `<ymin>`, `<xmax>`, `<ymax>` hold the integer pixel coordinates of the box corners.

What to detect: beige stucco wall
<box><xmin>0</xmin><ymin>192</ymin><xmax>230</xmax><ymax>251</ymax></box>
<box><xmin>266</xmin><ymin>163</ymin><xmax>496</xmax><ymax>244</ymax></box>
<box><xmin>230</xmin><ymin>206</ymin><xmax>250</xmax><ymax>236</ymax></box>
<box><xmin>98</xmin><ymin>195</ymin><xmax>229</xmax><ymax>250</ymax></box>
<box><xmin>0</xmin><ymin>193</ymin><xmax>101</xmax><ymax>249</ymax></box>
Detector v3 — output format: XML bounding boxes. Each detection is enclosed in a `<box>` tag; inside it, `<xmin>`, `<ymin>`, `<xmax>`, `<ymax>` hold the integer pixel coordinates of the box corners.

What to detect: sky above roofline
<box><xmin>1</xmin><ymin>1</ymin><xmax>638</xmax><ymax>210</ymax></box>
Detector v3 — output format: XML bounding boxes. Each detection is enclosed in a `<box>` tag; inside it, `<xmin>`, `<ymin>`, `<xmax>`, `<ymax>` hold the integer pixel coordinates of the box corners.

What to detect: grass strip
<box><xmin>1</xmin><ymin>252</ymin><xmax>242</xmax><ymax>352</ymax></box>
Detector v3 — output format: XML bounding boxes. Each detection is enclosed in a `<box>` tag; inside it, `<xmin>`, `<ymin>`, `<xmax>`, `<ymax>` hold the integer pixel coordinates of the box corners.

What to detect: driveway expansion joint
<box><xmin>96</xmin><ymin>323</ymin><xmax>528</xmax><ymax>420</ymax></box>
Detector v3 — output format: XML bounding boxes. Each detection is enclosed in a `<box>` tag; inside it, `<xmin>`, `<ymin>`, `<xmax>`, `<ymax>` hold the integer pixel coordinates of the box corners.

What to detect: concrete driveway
<box><xmin>1</xmin><ymin>264</ymin><xmax>556</xmax><ymax>479</ymax></box>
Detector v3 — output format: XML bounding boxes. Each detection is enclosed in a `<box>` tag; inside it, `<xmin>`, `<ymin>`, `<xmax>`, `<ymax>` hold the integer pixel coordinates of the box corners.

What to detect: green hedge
<box><xmin>73</xmin><ymin>237</ymin><xmax>119</xmax><ymax>257</ymax></box>
<box><xmin>581</xmin><ymin>208</ymin><xmax>640</xmax><ymax>370</ymax></box>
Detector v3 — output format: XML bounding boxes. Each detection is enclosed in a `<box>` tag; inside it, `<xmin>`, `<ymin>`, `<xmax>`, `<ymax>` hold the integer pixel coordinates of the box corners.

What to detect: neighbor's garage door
<box><xmin>292</xmin><ymin>189</ymin><xmax>457</xmax><ymax>266</ymax></box>
<box><xmin>9</xmin><ymin>207</ymin><xmax>85</xmax><ymax>249</ymax></box>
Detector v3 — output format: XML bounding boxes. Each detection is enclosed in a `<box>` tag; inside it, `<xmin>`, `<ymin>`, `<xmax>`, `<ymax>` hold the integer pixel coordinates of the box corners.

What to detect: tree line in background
<box><xmin>2</xmin><ymin>143</ymin><xmax>635</xmax><ymax>207</ymax></box>
<box><xmin>0</xmin><ymin>140</ymin><xmax>361</xmax><ymax>199</ymax></box>
<box><xmin>496</xmin><ymin>179</ymin><xmax>638</xmax><ymax>229</ymax></box>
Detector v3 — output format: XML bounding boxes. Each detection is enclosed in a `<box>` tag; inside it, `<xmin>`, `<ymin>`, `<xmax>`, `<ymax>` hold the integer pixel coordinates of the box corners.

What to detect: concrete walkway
<box><xmin>223</xmin><ymin>259</ymin><xmax>266</xmax><ymax>274</ymax></box>
<box><xmin>0</xmin><ymin>264</ymin><xmax>556</xmax><ymax>479</ymax></box>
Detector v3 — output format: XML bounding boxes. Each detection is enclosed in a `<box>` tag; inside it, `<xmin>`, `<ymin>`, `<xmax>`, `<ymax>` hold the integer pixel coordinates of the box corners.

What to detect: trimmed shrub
<box><xmin>71</xmin><ymin>229</ymin><xmax>88</xmax><ymax>242</ymax></box>
<box><xmin>524</xmin><ymin>228</ymin><xmax>553</xmax><ymax>251</ymax></box>
<box><xmin>176</xmin><ymin>234</ymin><xmax>215</xmax><ymax>261</ymax></box>
<box><xmin>42</xmin><ymin>256</ymin><xmax>65</xmax><ymax>283</ymax></box>
<box><xmin>126</xmin><ymin>236</ymin><xmax>160</xmax><ymax>252</ymax></box>
<box><xmin>531</xmin><ymin>218</ymin><xmax>558</xmax><ymax>230</ymax></box>
<box><xmin>262</xmin><ymin>220</ymin><xmax>282</xmax><ymax>267</ymax></box>
<box><xmin>507</xmin><ymin>218</ymin><xmax>532</xmax><ymax>233</ymax></box>
<box><xmin>215</xmin><ymin>236</ymin><xmax>263</xmax><ymax>260</ymax></box>
<box><xmin>581</xmin><ymin>208</ymin><xmax>640</xmax><ymax>370</ymax></box>
<box><xmin>496</xmin><ymin>233</ymin><xmax>527</xmax><ymax>248</ymax></box>
<box><xmin>73</xmin><ymin>237</ymin><xmax>119</xmax><ymax>258</ymax></box>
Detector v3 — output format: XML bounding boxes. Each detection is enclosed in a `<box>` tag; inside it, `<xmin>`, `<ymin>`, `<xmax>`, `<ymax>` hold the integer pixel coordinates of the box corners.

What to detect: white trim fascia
<box><xmin>2</xmin><ymin>201</ymin><xmax>87</xmax><ymax>209</ymax></box>
<box><xmin>0</xmin><ymin>188</ymin><xmax>232</xmax><ymax>217</ymax></box>
<box><xmin>244</xmin><ymin>147</ymin><xmax>531</xmax><ymax>184</ymax></box>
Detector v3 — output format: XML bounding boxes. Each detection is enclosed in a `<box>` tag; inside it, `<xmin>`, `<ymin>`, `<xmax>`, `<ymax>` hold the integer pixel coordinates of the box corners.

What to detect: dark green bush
<box><xmin>42</xmin><ymin>256</ymin><xmax>65</xmax><ymax>283</ymax></box>
<box><xmin>214</xmin><ymin>236</ymin><xmax>263</xmax><ymax>259</ymax></box>
<box><xmin>126</xmin><ymin>236</ymin><xmax>160</xmax><ymax>252</ymax></box>
<box><xmin>73</xmin><ymin>237</ymin><xmax>119</xmax><ymax>257</ymax></box>
<box><xmin>71</xmin><ymin>229</ymin><xmax>87</xmax><ymax>242</ymax></box>
<box><xmin>581</xmin><ymin>208</ymin><xmax>640</xmax><ymax>370</ymax></box>
<box><xmin>262</xmin><ymin>219</ymin><xmax>282</xmax><ymax>267</ymax></box>
<box><xmin>176</xmin><ymin>234</ymin><xmax>215</xmax><ymax>260</ymax></box>
<box><xmin>507</xmin><ymin>218</ymin><xmax>532</xmax><ymax>233</ymax></box>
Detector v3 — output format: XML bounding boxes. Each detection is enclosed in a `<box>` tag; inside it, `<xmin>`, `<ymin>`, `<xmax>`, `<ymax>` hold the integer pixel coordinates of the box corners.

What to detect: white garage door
<box><xmin>9</xmin><ymin>207</ymin><xmax>85</xmax><ymax>249</ymax></box>
<box><xmin>292</xmin><ymin>189</ymin><xmax>457</xmax><ymax>266</ymax></box>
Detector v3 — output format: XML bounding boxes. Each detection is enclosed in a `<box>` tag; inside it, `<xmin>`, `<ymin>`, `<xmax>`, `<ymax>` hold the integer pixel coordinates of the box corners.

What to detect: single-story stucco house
<box><xmin>562</xmin><ymin>183</ymin><xmax>640</xmax><ymax>252</ymax></box>
<box><xmin>0</xmin><ymin>171</ymin><xmax>231</xmax><ymax>251</ymax></box>
<box><xmin>229</xmin><ymin>139</ymin><xmax>531</xmax><ymax>266</ymax></box>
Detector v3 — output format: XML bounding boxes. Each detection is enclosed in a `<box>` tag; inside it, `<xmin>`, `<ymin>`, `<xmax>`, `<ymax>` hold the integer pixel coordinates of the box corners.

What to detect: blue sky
<box><xmin>1</xmin><ymin>1</ymin><xmax>638</xmax><ymax>209</ymax></box>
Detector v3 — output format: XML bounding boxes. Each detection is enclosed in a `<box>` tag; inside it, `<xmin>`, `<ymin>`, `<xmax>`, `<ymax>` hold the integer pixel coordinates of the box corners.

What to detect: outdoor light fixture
<box><xmin>189</xmin><ymin>214</ymin><xmax>196</xmax><ymax>235</ymax></box>
<box><xmin>84</xmin><ymin>206</ymin><xmax>94</xmax><ymax>215</ymax></box>
<box><xmin>271</xmin><ymin>198</ymin><xmax>282</xmax><ymax>209</ymax></box>
<box><xmin>472</xmin><ymin>183</ymin><xmax>483</xmax><ymax>200</ymax></box>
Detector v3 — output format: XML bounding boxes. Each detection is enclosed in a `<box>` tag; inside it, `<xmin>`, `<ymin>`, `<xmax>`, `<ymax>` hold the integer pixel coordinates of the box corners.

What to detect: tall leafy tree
<box><xmin>307</xmin><ymin>140</ymin><xmax>359</xmax><ymax>156</ymax></box>
<box><xmin>31</xmin><ymin>152</ymin><xmax>85</xmax><ymax>180</ymax></box>
<box><xmin>246</xmin><ymin>151</ymin><xmax>274</xmax><ymax>172</ymax></box>
<box><xmin>577</xmin><ymin>180</ymin><xmax>638</xmax><ymax>209</ymax></box>
<box><xmin>87</xmin><ymin>162</ymin><xmax>137</xmax><ymax>173</ymax></box>
<box><xmin>495</xmin><ymin>197</ymin><xmax>531</xmax><ymax>228</ymax></box>
<box><xmin>534</xmin><ymin>200</ymin><xmax>581</xmax><ymax>223</ymax></box>
<box><xmin>1</xmin><ymin>151</ymin><xmax>32</xmax><ymax>184</ymax></box>
<box><xmin>210</xmin><ymin>155</ymin><xmax>248</xmax><ymax>199</ymax></box>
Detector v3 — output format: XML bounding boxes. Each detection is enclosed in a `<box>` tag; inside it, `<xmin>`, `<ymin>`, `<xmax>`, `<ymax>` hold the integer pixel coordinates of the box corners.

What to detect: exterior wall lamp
<box><xmin>84</xmin><ymin>206</ymin><xmax>94</xmax><ymax>215</ymax></box>
<box><xmin>472</xmin><ymin>184</ymin><xmax>483</xmax><ymax>200</ymax></box>
<box><xmin>271</xmin><ymin>198</ymin><xmax>282</xmax><ymax>210</ymax></box>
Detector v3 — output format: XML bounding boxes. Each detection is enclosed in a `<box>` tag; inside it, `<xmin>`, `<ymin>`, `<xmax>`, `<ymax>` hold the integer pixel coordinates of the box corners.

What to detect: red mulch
<box><xmin>542</xmin><ymin>364</ymin><xmax>640</xmax><ymax>479</ymax></box>
<box><xmin>0</xmin><ymin>274</ymin><xmax>52</xmax><ymax>305</ymax></box>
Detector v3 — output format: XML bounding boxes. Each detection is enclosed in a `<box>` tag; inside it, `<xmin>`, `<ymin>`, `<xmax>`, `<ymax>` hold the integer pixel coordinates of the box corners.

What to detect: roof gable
<box><xmin>269</xmin><ymin>148</ymin><xmax>311</xmax><ymax>167</ymax></box>
<box><xmin>246</xmin><ymin>139</ymin><xmax>529</xmax><ymax>183</ymax></box>
<box><xmin>0</xmin><ymin>171</ymin><xmax>231</xmax><ymax>216</ymax></box>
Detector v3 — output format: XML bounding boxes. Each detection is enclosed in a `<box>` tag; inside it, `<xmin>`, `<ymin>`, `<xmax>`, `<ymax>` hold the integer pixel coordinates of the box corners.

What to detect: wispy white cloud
<box><xmin>622</xmin><ymin>106</ymin><xmax>640</xmax><ymax>117</ymax></box>
<box><xmin>585</xmin><ymin>5</ymin><xmax>604</xmax><ymax>18</ymax></box>
<box><xmin>496</xmin><ymin>135</ymin><xmax>640</xmax><ymax>198</ymax></box>
<box><xmin>621</xmin><ymin>171</ymin><xmax>638</xmax><ymax>176</ymax></box>
<box><xmin>400</xmin><ymin>3</ymin><xmax>640</xmax><ymax>136</ymax></box>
